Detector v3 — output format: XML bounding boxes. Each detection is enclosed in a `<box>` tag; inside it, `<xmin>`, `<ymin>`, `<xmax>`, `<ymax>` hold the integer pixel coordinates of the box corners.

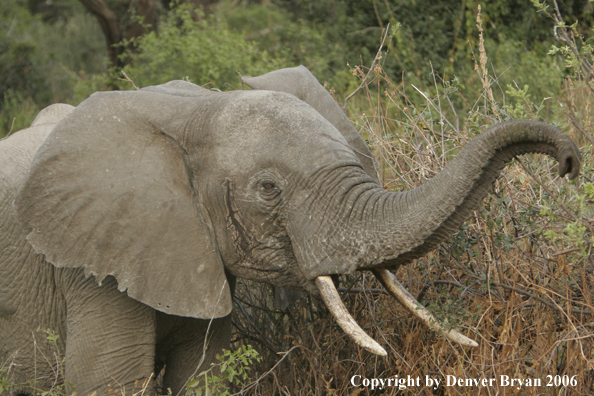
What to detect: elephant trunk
<box><xmin>298</xmin><ymin>120</ymin><xmax>580</xmax><ymax>278</ymax></box>
<box><xmin>360</xmin><ymin>120</ymin><xmax>580</xmax><ymax>270</ymax></box>
<box><xmin>298</xmin><ymin>120</ymin><xmax>580</xmax><ymax>355</ymax></box>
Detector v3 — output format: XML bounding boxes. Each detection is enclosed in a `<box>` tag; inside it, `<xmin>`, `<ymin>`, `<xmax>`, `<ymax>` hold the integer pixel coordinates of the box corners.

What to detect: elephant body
<box><xmin>0</xmin><ymin>105</ymin><xmax>233</xmax><ymax>394</ymax></box>
<box><xmin>0</xmin><ymin>66</ymin><xmax>581</xmax><ymax>395</ymax></box>
<box><xmin>1</xmin><ymin>105</ymin><xmax>71</xmax><ymax>390</ymax></box>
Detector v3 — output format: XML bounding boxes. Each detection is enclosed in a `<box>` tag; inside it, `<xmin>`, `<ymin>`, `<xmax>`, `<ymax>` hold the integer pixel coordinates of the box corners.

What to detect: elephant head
<box><xmin>15</xmin><ymin>66</ymin><xmax>581</xmax><ymax>357</ymax></box>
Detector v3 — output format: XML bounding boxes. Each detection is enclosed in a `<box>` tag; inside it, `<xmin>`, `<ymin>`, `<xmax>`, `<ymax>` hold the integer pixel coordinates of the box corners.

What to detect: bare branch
<box><xmin>343</xmin><ymin>23</ymin><xmax>390</xmax><ymax>109</ymax></box>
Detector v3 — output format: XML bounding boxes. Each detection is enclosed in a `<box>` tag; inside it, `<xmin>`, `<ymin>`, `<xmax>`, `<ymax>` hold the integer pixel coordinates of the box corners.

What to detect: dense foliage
<box><xmin>2</xmin><ymin>0</ymin><xmax>592</xmax><ymax>138</ymax></box>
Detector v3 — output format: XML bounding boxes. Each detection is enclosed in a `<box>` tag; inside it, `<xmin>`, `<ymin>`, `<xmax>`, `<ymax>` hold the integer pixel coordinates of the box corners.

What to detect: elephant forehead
<box><xmin>218</xmin><ymin>91</ymin><xmax>343</xmax><ymax>138</ymax></box>
<box><xmin>214</xmin><ymin>91</ymin><xmax>359</xmax><ymax>170</ymax></box>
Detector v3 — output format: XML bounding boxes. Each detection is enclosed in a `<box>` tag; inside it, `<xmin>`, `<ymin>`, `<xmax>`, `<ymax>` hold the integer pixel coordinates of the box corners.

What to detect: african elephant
<box><xmin>0</xmin><ymin>66</ymin><xmax>581</xmax><ymax>395</ymax></box>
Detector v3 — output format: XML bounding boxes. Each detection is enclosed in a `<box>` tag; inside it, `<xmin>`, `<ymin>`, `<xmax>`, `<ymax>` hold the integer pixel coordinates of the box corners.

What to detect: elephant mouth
<box><xmin>315</xmin><ymin>269</ymin><xmax>478</xmax><ymax>356</ymax></box>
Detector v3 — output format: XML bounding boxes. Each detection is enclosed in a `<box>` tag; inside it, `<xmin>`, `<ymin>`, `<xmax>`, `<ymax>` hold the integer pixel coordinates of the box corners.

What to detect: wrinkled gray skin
<box><xmin>0</xmin><ymin>66</ymin><xmax>581</xmax><ymax>395</ymax></box>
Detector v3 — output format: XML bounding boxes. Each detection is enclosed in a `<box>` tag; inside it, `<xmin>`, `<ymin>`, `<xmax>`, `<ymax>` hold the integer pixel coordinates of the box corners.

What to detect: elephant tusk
<box><xmin>373</xmin><ymin>269</ymin><xmax>479</xmax><ymax>348</ymax></box>
<box><xmin>315</xmin><ymin>276</ymin><xmax>387</xmax><ymax>356</ymax></box>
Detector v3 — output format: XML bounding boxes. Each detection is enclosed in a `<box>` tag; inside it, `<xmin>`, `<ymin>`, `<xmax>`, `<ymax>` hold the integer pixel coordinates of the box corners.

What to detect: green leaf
<box><xmin>187</xmin><ymin>378</ymin><xmax>201</xmax><ymax>388</ymax></box>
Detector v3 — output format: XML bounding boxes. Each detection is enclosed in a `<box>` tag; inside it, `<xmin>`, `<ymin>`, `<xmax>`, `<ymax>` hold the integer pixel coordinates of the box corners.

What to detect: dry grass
<box><xmin>230</xmin><ymin>12</ymin><xmax>594</xmax><ymax>396</ymax></box>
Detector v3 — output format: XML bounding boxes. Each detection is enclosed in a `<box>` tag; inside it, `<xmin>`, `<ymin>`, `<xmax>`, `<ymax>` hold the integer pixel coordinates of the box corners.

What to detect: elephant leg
<box><xmin>156</xmin><ymin>271</ymin><xmax>235</xmax><ymax>394</ymax></box>
<box><xmin>156</xmin><ymin>313</ymin><xmax>233</xmax><ymax>395</ymax></box>
<box><xmin>63</xmin><ymin>272</ymin><xmax>156</xmax><ymax>395</ymax></box>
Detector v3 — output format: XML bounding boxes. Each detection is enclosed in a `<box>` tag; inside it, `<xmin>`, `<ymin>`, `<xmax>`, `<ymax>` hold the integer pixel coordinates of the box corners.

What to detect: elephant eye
<box><xmin>261</xmin><ymin>181</ymin><xmax>277</xmax><ymax>192</ymax></box>
<box><xmin>260</xmin><ymin>181</ymin><xmax>280</xmax><ymax>198</ymax></box>
<box><xmin>253</xmin><ymin>170</ymin><xmax>285</xmax><ymax>201</ymax></box>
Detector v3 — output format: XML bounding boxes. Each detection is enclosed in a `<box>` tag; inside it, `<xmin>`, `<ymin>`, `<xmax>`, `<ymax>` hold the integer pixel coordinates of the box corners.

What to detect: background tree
<box><xmin>77</xmin><ymin>0</ymin><xmax>159</xmax><ymax>68</ymax></box>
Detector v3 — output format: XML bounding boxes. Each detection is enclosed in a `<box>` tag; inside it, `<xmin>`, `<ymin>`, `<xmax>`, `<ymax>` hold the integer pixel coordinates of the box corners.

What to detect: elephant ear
<box><xmin>30</xmin><ymin>103</ymin><xmax>75</xmax><ymax>127</ymax></box>
<box><xmin>15</xmin><ymin>83</ymin><xmax>232</xmax><ymax>319</ymax></box>
<box><xmin>242</xmin><ymin>66</ymin><xmax>378</xmax><ymax>181</ymax></box>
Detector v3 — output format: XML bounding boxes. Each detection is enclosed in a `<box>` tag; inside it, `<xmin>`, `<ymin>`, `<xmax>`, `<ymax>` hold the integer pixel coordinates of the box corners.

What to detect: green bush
<box><xmin>0</xmin><ymin>0</ymin><xmax>105</xmax><ymax>137</ymax></box>
<box><xmin>119</xmin><ymin>2</ymin><xmax>275</xmax><ymax>90</ymax></box>
<box><xmin>183</xmin><ymin>345</ymin><xmax>261</xmax><ymax>396</ymax></box>
<box><xmin>222</xmin><ymin>1</ymin><xmax>358</xmax><ymax>90</ymax></box>
<box><xmin>0</xmin><ymin>90</ymin><xmax>40</xmax><ymax>137</ymax></box>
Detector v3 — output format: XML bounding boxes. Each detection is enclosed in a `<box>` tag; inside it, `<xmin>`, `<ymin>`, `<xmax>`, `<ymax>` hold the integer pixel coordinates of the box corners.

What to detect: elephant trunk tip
<box><xmin>558</xmin><ymin>146</ymin><xmax>581</xmax><ymax>180</ymax></box>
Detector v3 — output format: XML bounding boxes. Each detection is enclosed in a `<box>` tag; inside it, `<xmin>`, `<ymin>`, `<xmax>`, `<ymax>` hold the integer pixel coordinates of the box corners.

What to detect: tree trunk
<box><xmin>79</xmin><ymin>0</ymin><xmax>158</xmax><ymax>69</ymax></box>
